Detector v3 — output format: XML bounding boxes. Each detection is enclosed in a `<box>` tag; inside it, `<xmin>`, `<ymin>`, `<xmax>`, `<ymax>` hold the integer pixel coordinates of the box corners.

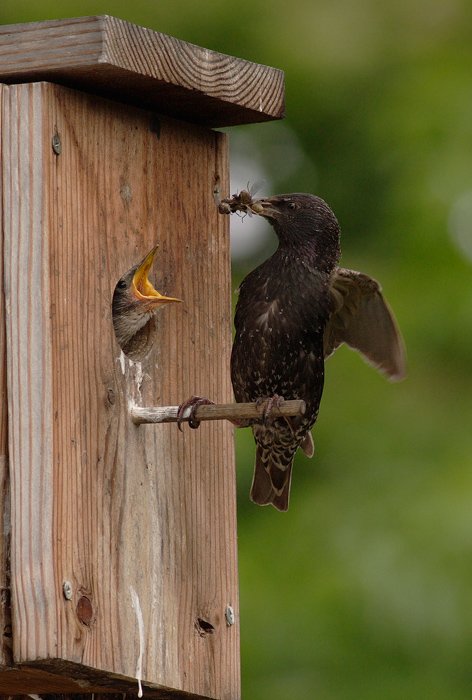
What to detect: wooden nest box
<box><xmin>0</xmin><ymin>16</ymin><xmax>284</xmax><ymax>700</ymax></box>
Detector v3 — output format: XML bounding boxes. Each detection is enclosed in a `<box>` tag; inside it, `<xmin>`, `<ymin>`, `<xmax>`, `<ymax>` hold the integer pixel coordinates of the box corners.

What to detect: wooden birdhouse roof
<box><xmin>0</xmin><ymin>15</ymin><xmax>285</xmax><ymax>127</ymax></box>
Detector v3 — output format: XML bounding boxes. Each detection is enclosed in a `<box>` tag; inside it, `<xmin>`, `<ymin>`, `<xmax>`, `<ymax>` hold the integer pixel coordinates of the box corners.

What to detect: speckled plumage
<box><xmin>231</xmin><ymin>193</ymin><xmax>406</xmax><ymax>511</ymax></box>
<box><xmin>231</xmin><ymin>194</ymin><xmax>340</xmax><ymax>511</ymax></box>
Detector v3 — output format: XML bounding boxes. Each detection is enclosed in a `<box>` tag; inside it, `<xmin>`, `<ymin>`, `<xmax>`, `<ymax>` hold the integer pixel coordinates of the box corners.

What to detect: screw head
<box><xmin>225</xmin><ymin>605</ymin><xmax>235</xmax><ymax>626</ymax></box>
<box><xmin>52</xmin><ymin>133</ymin><xmax>62</xmax><ymax>155</ymax></box>
<box><xmin>63</xmin><ymin>581</ymin><xmax>73</xmax><ymax>600</ymax></box>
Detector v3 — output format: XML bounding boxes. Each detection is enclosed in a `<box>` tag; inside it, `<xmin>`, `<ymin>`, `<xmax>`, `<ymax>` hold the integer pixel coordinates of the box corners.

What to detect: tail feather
<box><xmin>250</xmin><ymin>453</ymin><xmax>274</xmax><ymax>506</ymax></box>
<box><xmin>300</xmin><ymin>431</ymin><xmax>315</xmax><ymax>458</ymax></box>
<box><xmin>250</xmin><ymin>445</ymin><xmax>294</xmax><ymax>512</ymax></box>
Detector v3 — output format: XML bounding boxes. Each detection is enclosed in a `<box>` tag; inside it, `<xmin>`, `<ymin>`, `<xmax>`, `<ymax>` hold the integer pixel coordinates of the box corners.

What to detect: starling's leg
<box><xmin>283</xmin><ymin>415</ymin><xmax>296</xmax><ymax>435</ymax></box>
<box><xmin>256</xmin><ymin>395</ymin><xmax>285</xmax><ymax>427</ymax></box>
<box><xmin>255</xmin><ymin>395</ymin><xmax>297</xmax><ymax>433</ymax></box>
<box><xmin>177</xmin><ymin>395</ymin><xmax>215</xmax><ymax>431</ymax></box>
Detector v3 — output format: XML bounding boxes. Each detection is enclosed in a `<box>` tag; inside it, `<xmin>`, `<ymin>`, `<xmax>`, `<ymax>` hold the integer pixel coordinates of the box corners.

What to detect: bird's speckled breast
<box><xmin>231</xmin><ymin>250</ymin><xmax>330</xmax><ymax>422</ymax></box>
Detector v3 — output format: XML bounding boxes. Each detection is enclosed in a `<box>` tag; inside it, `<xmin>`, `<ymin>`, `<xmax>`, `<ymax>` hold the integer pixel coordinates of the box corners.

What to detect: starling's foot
<box><xmin>177</xmin><ymin>395</ymin><xmax>215</xmax><ymax>431</ymax></box>
<box><xmin>284</xmin><ymin>415</ymin><xmax>296</xmax><ymax>435</ymax></box>
<box><xmin>256</xmin><ymin>395</ymin><xmax>285</xmax><ymax>427</ymax></box>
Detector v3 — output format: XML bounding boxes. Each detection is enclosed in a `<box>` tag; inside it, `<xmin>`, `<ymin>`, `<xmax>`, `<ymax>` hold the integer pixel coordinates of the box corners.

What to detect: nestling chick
<box><xmin>112</xmin><ymin>246</ymin><xmax>182</xmax><ymax>351</ymax></box>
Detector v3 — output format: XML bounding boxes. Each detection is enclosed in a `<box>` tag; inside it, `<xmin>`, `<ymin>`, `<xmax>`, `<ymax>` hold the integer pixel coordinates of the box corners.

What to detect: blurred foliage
<box><xmin>2</xmin><ymin>1</ymin><xmax>472</xmax><ymax>697</ymax></box>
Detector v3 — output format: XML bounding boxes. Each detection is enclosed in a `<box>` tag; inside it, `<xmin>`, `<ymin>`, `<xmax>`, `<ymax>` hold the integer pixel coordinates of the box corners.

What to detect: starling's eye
<box><xmin>117</xmin><ymin>279</ymin><xmax>127</xmax><ymax>290</ymax></box>
<box><xmin>288</xmin><ymin>202</ymin><xmax>296</xmax><ymax>211</ymax></box>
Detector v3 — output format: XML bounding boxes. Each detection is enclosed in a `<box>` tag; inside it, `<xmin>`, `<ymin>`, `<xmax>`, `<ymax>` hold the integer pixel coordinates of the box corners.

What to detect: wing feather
<box><xmin>324</xmin><ymin>268</ymin><xmax>407</xmax><ymax>381</ymax></box>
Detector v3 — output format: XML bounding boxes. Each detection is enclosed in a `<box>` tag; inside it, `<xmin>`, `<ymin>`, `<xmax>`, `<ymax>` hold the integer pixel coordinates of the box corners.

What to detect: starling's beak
<box><xmin>132</xmin><ymin>246</ymin><xmax>182</xmax><ymax>307</ymax></box>
<box><xmin>251</xmin><ymin>197</ymin><xmax>278</xmax><ymax>219</ymax></box>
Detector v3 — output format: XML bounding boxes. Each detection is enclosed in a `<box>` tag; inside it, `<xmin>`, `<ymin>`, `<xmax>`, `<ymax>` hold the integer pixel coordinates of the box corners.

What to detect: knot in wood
<box><xmin>77</xmin><ymin>595</ymin><xmax>94</xmax><ymax>625</ymax></box>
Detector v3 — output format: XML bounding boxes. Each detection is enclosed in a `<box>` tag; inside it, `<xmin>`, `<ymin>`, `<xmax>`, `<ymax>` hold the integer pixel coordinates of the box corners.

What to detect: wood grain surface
<box><xmin>0</xmin><ymin>84</ymin><xmax>13</xmax><ymax>669</ymax></box>
<box><xmin>1</xmin><ymin>81</ymin><xmax>239</xmax><ymax>699</ymax></box>
<box><xmin>0</xmin><ymin>16</ymin><xmax>285</xmax><ymax>127</ymax></box>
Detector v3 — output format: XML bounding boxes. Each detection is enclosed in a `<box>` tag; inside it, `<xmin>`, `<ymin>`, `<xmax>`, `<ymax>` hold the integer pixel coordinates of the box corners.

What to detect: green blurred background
<box><xmin>2</xmin><ymin>1</ymin><xmax>472</xmax><ymax>697</ymax></box>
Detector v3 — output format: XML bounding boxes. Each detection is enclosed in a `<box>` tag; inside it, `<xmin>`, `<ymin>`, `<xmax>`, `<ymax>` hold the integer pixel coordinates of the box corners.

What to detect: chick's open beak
<box><xmin>132</xmin><ymin>246</ymin><xmax>182</xmax><ymax>307</ymax></box>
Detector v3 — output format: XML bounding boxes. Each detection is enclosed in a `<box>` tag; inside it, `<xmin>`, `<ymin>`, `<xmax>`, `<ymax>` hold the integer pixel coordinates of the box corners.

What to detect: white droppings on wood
<box><xmin>130</xmin><ymin>586</ymin><xmax>145</xmax><ymax>698</ymax></box>
<box><xmin>132</xmin><ymin>360</ymin><xmax>144</xmax><ymax>391</ymax></box>
<box><xmin>119</xmin><ymin>350</ymin><xmax>126</xmax><ymax>375</ymax></box>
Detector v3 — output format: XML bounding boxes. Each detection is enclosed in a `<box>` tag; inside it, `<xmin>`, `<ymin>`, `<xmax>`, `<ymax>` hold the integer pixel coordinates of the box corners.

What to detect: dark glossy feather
<box><xmin>324</xmin><ymin>268</ymin><xmax>406</xmax><ymax>381</ymax></box>
<box><xmin>231</xmin><ymin>193</ymin><xmax>406</xmax><ymax>511</ymax></box>
<box><xmin>231</xmin><ymin>194</ymin><xmax>339</xmax><ymax>510</ymax></box>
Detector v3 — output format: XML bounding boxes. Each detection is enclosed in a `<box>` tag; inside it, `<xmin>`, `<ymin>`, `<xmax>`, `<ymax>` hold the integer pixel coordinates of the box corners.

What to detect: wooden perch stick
<box><xmin>130</xmin><ymin>400</ymin><xmax>306</xmax><ymax>425</ymax></box>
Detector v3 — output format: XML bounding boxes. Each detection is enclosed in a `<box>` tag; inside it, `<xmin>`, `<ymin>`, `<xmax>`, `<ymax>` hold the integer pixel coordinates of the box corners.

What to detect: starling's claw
<box><xmin>177</xmin><ymin>395</ymin><xmax>216</xmax><ymax>431</ymax></box>
<box><xmin>283</xmin><ymin>415</ymin><xmax>296</xmax><ymax>435</ymax></box>
<box><xmin>256</xmin><ymin>395</ymin><xmax>285</xmax><ymax>427</ymax></box>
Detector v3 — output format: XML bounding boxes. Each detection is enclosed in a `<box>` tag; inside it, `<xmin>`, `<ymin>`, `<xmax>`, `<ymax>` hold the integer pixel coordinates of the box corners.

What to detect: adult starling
<box><xmin>112</xmin><ymin>246</ymin><xmax>182</xmax><ymax>352</ymax></box>
<box><xmin>231</xmin><ymin>193</ymin><xmax>406</xmax><ymax>511</ymax></box>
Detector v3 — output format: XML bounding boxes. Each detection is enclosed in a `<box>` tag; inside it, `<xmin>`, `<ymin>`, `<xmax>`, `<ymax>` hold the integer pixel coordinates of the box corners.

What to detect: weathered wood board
<box><xmin>0</xmin><ymin>81</ymin><xmax>239</xmax><ymax>699</ymax></box>
<box><xmin>0</xmin><ymin>15</ymin><xmax>285</xmax><ymax>127</ymax></box>
<box><xmin>0</xmin><ymin>83</ymin><xmax>12</xmax><ymax>670</ymax></box>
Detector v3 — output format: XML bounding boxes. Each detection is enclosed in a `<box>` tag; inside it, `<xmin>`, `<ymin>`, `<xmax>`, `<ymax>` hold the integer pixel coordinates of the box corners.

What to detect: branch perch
<box><xmin>130</xmin><ymin>400</ymin><xmax>306</xmax><ymax>425</ymax></box>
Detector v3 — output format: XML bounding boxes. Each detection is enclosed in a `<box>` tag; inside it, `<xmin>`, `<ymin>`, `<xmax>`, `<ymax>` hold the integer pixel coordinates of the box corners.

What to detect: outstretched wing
<box><xmin>324</xmin><ymin>268</ymin><xmax>407</xmax><ymax>381</ymax></box>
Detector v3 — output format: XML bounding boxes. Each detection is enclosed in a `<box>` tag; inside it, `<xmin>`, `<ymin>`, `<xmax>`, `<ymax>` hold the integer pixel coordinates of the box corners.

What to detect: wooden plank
<box><xmin>0</xmin><ymin>16</ymin><xmax>285</xmax><ymax>128</ymax></box>
<box><xmin>0</xmin><ymin>659</ymin><xmax>221</xmax><ymax>697</ymax></box>
<box><xmin>2</xmin><ymin>82</ymin><xmax>239</xmax><ymax>699</ymax></box>
<box><xmin>0</xmin><ymin>84</ymin><xmax>13</xmax><ymax>668</ymax></box>
<box><xmin>2</xmin><ymin>79</ymin><xmax>58</xmax><ymax>664</ymax></box>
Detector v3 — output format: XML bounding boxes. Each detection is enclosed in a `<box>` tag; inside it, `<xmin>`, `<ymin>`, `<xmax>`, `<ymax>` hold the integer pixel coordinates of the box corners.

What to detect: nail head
<box><xmin>225</xmin><ymin>606</ymin><xmax>235</xmax><ymax>626</ymax></box>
